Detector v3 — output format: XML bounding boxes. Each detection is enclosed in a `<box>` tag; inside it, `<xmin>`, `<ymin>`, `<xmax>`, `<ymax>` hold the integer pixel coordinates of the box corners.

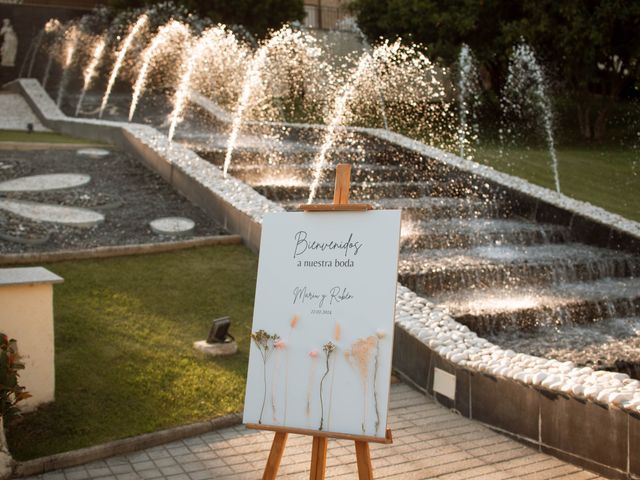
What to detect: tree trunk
<box><xmin>576</xmin><ymin>103</ymin><xmax>593</xmax><ymax>139</ymax></box>
<box><xmin>593</xmin><ymin>106</ymin><xmax>610</xmax><ymax>141</ymax></box>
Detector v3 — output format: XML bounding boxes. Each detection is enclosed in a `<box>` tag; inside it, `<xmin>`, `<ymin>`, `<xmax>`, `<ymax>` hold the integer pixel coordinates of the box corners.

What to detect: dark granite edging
<box><xmin>0</xmin><ymin>235</ymin><xmax>241</xmax><ymax>265</ymax></box>
<box><xmin>12</xmin><ymin>413</ymin><xmax>242</xmax><ymax>478</ymax></box>
<box><xmin>393</xmin><ymin>322</ymin><xmax>638</xmax><ymax>479</ymax></box>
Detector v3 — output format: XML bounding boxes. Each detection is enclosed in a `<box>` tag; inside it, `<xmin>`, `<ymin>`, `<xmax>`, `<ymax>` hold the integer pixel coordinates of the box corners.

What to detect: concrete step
<box><xmin>432</xmin><ymin>278</ymin><xmax>640</xmax><ymax>334</ymax></box>
<box><xmin>252</xmin><ymin>179</ymin><xmax>472</xmax><ymax>202</ymax></box>
<box><xmin>400</xmin><ymin>218</ymin><xmax>571</xmax><ymax>250</ymax></box>
<box><xmin>399</xmin><ymin>243</ymin><xmax>640</xmax><ymax>296</ymax></box>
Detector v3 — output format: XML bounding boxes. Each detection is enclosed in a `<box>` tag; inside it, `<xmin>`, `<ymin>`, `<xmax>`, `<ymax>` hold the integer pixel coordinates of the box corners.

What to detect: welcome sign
<box><xmin>243</xmin><ymin>210</ymin><xmax>401</xmax><ymax>439</ymax></box>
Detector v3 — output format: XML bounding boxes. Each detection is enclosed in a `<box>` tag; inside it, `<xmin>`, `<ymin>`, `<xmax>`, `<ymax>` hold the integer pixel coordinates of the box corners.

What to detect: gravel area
<box><xmin>0</xmin><ymin>148</ymin><xmax>227</xmax><ymax>253</ymax></box>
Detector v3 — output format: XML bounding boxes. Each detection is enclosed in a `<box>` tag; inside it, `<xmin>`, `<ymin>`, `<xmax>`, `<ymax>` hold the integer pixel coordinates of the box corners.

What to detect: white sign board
<box><xmin>243</xmin><ymin>210</ymin><xmax>401</xmax><ymax>439</ymax></box>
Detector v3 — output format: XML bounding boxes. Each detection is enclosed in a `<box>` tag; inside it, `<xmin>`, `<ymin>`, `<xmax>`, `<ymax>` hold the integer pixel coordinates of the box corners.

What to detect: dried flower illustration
<box><xmin>345</xmin><ymin>335</ymin><xmax>377</xmax><ymax>433</ymax></box>
<box><xmin>306</xmin><ymin>349</ymin><xmax>319</xmax><ymax>420</ymax></box>
<box><xmin>373</xmin><ymin>330</ymin><xmax>386</xmax><ymax>433</ymax></box>
<box><xmin>283</xmin><ymin>314</ymin><xmax>300</xmax><ymax>425</ymax></box>
<box><xmin>251</xmin><ymin>329</ymin><xmax>280</xmax><ymax>424</ymax></box>
<box><xmin>271</xmin><ymin>343</ymin><xmax>285</xmax><ymax>422</ymax></box>
<box><xmin>319</xmin><ymin>341</ymin><xmax>336</xmax><ymax>430</ymax></box>
<box><xmin>333</xmin><ymin>321</ymin><xmax>341</xmax><ymax>341</ymax></box>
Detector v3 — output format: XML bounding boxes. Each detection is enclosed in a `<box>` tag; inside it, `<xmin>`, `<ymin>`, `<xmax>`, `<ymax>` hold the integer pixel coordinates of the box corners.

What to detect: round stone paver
<box><xmin>0</xmin><ymin>173</ymin><xmax>91</xmax><ymax>192</ymax></box>
<box><xmin>77</xmin><ymin>148</ymin><xmax>111</xmax><ymax>157</ymax></box>
<box><xmin>149</xmin><ymin>216</ymin><xmax>195</xmax><ymax>235</ymax></box>
<box><xmin>0</xmin><ymin>199</ymin><xmax>104</xmax><ymax>227</ymax></box>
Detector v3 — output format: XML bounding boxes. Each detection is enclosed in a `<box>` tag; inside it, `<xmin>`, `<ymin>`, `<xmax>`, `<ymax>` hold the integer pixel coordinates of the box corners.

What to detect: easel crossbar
<box><xmin>246</xmin><ymin>423</ymin><xmax>393</xmax><ymax>444</ymax></box>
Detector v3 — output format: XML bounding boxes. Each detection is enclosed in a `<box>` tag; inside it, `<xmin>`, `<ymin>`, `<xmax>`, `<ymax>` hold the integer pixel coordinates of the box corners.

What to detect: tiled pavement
<box><xmin>27</xmin><ymin>384</ymin><xmax>604</xmax><ymax>480</ymax></box>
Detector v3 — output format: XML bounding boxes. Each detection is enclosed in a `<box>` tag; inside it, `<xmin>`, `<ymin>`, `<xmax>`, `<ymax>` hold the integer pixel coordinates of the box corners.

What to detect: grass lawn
<box><xmin>7</xmin><ymin>244</ymin><xmax>258</xmax><ymax>461</ymax></box>
<box><xmin>473</xmin><ymin>145</ymin><xmax>640</xmax><ymax>222</ymax></box>
<box><xmin>0</xmin><ymin>130</ymin><xmax>94</xmax><ymax>144</ymax></box>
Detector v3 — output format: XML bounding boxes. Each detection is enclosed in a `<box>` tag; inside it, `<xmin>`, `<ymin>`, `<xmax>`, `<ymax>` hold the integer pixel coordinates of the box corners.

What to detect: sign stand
<box><xmin>248</xmin><ymin>163</ymin><xmax>393</xmax><ymax>480</ymax></box>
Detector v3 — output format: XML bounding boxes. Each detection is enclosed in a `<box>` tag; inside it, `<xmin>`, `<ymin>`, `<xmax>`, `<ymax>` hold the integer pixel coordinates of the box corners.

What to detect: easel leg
<box><xmin>309</xmin><ymin>436</ymin><xmax>328</xmax><ymax>480</ymax></box>
<box><xmin>355</xmin><ymin>441</ymin><xmax>373</xmax><ymax>480</ymax></box>
<box><xmin>262</xmin><ymin>432</ymin><xmax>288</xmax><ymax>480</ymax></box>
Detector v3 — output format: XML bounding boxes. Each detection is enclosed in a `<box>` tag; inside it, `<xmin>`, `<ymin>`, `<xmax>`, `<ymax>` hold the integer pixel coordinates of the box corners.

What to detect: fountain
<box><xmin>12</xmin><ymin>8</ymin><xmax>640</xmax><ymax>474</ymax></box>
<box><xmin>55</xmin><ymin>26</ymin><xmax>81</xmax><ymax>107</ymax></box>
<box><xmin>99</xmin><ymin>14</ymin><xmax>148</xmax><ymax>118</ymax></box>
<box><xmin>221</xmin><ymin>26</ymin><xmax>326</xmax><ymax>177</ymax></box>
<box><xmin>75</xmin><ymin>35</ymin><xmax>106</xmax><ymax>116</ymax></box>
<box><xmin>28</xmin><ymin>7</ymin><xmax>640</xmax><ymax>380</ymax></box>
<box><xmin>502</xmin><ymin>43</ymin><xmax>560</xmax><ymax>192</ymax></box>
<box><xmin>129</xmin><ymin>20</ymin><xmax>190</xmax><ymax>122</ymax></box>
<box><xmin>456</xmin><ymin>44</ymin><xmax>481</xmax><ymax>159</ymax></box>
<box><xmin>40</xmin><ymin>19</ymin><xmax>62</xmax><ymax>90</ymax></box>
<box><xmin>167</xmin><ymin>25</ymin><xmax>243</xmax><ymax>143</ymax></box>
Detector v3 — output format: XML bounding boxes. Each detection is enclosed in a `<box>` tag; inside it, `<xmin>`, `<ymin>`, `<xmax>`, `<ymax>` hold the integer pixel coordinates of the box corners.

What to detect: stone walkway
<box><xmin>27</xmin><ymin>384</ymin><xmax>604</xmax><ymax>480</ymax></box>
<box><xmin>0</xmin><ymin>92</ymin><xmax>49</xmax><ymax>132</ymax></box>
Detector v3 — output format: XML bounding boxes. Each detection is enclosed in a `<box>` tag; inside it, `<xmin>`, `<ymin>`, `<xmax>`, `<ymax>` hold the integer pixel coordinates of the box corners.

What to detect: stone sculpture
<box><xmin>0</xmin><ymin>19</ymin><xmax>18</xmax><ymax>67</ymax></box>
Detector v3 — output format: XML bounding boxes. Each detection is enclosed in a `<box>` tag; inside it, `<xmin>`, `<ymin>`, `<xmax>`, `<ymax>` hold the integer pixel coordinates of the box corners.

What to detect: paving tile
<box><xmin>65</xmin><ymin>469</ymin><xmax>90</xmax><ymax>480</ymax></box>
<box><xmin>87</xmin><ymin>468</ymin><xmax>112</xmax><ymax>478</ymax></box>
<box><xmin>158</xmin><ymin>466</ymin><xmax>183</xmax><ymax>477</ymax></box>
<box><xmin>115</xmin><ymin>473</ymin><xmax>140</xmax><ymax>480</ymax></box>
<box><xmin>108</xmin><ymin>465</ymin><xmax>133</xmax><ymax>475</ymax></box>
<box><xmin>135</xmin><ymin>469</ymin><xmax>163</xmax><ymax>480</ymax></box>
<box><xmin>126</xmin><ymin>453</ymin><xmax>150</xmax><ymax>464</ymax></box>
<box><xmin>152</xmin><ymin>458</ymin><xmax>176</xmax><ymax>469</ymax></box>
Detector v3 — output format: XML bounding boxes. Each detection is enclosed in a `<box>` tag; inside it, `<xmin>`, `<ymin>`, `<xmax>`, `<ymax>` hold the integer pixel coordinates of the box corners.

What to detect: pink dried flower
<box><xmin>333</xmin><ymin>322</ymin><xmax>341</xmax><ymax>341</ymax></box>
<box><xmin>290</xmin><ymin>314</ymin><xmax>300</xmax><ymax>328</ymax></box>
<box><xmin>275</xmin><ymin>339</ymin><xmax>286</xmax><ymax>350</ymax></box>
<box><xmin>308</xmin><ymin>349</ymin><xmax>318</xmax><ymax>358</ymax></box>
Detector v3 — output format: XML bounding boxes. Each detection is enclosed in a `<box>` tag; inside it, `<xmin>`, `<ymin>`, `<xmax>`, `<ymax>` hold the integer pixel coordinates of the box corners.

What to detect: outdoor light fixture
<box><xmin>26</xmin><ymin>123</ymin><xmax>33</xmax><ymax>133</ymax></box>
<box><xmin>206</xmin><ymin>316</ymin><xmax>234</xmax><ymax>344</ymax></box>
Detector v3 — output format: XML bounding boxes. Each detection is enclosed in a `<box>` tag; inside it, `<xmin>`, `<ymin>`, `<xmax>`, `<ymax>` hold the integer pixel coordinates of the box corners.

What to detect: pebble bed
<box><xmin>0</xmin><ymin>146</ymin><xmax>226</xmax><ymax>253</ymax></box>
<box><xmin>10</xmin><ymin>78</ymin><xmax>640</xmax><ymax>417</ymax></box>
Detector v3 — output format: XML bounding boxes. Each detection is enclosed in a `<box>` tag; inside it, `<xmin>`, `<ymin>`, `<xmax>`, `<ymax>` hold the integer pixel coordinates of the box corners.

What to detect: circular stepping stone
<box><xmin>77</xmin><ymin>148</ymin><xmax>111</xmax><ymax>157</ymax></box>
<box><xmin>0</xmin><ymin>199</ymin><xmax>104</xmax><ymax>227</ymax></box>
<box><xmin>149</xmin><ymin>216</ymin><xmax>195</xmax><ymax>236</ymax></box>
<box><xmin>0</xmin><ymin>173</ymin><xmax>91</xmax><ymax>192</ymax></box>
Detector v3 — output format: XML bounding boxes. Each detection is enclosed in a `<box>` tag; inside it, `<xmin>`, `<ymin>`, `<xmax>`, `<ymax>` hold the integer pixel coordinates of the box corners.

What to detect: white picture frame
<box><xmin>243</xmin><ymin>210</ymin><xmax>401</xmax><ymax>439</ymax></box>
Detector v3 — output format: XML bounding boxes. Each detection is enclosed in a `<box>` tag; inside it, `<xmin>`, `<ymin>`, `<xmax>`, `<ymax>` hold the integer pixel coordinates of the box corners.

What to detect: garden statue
<box><xmin>0</xmin><ymin>19</ymin><xmax>18</xmax><ymax>67</ymax></box>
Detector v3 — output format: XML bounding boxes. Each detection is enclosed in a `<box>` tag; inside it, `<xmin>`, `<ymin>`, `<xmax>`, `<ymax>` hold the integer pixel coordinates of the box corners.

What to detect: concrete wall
<box><xmin>0</xmin><ymin>267</ymin><xmax>63</xmax><ymax>411</ymax></box>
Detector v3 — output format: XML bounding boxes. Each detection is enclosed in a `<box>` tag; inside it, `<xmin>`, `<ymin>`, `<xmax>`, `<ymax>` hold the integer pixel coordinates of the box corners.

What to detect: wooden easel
<box><xmin>246</xmin><ymin>163</ymin><xmax>393</xmax><ymax>480</ymax></box>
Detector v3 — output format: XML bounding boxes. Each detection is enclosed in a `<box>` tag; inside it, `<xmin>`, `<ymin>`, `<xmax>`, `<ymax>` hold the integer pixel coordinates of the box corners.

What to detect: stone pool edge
<box><xmin>6</xmin><ymin>79</ymin><xmax>639</xmax><ymax>479</ymax></box>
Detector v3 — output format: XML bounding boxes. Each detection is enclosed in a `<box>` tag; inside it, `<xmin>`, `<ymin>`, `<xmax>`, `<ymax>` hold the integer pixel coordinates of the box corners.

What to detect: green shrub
<box><xmin>0</xmin><ymin>335</ymin><xmax>31</xmax><ymax>426</ymax></box>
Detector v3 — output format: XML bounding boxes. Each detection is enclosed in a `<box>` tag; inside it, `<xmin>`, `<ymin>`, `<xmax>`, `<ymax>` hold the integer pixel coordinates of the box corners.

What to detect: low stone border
<box><xmin>0</xmin><ymin>235</ymin><xmax>242</xmax><ymax>265</ymax></box>
<box><xmin>0</xmin><ymin>143</ymin><xmax>105</xmax><ymax>151</ymax></box>
<box><xmin>8</xmin><ymin>78</ymin><xmax>640</xmax><ymax>479</ymax></box>
<box><xmin>13</xmin><ymin>413</ymin><xmax>242</xmax><ymax>477</ymax></box>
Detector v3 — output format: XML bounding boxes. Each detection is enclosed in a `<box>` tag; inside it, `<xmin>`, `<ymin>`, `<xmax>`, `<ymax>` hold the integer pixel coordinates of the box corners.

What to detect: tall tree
<box><xmin>108</xmin><ymin>0</ymin><xmax>304</xmax><ymax>39</ymax></box>
<box><xmin>350</xmin><ymin>0</ymin><xmax>640</xmax><ymax>140</ymax></box>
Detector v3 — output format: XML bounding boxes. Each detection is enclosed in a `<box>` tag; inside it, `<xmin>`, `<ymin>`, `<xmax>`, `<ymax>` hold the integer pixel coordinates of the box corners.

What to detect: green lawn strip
<box><xmin>0</xmin><ymin>130</ymin><xmax>95</xmax><ymax>144</ymax></box>
<box><xmin>473</xmin><ymin>146</ymin><xmax>640</xmax><ymax>222</ymax></box>
<box><xmin>7</xmin><ymin>244</ymin><xmax>258</xmax><ymax>460</ymax></box>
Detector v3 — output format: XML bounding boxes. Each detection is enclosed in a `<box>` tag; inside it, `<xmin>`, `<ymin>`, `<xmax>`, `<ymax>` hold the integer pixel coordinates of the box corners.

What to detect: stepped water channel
<box><xmin>188</xmin><ymin>125</ymin><xmax>640</xmax><ymax>379</ymax></box>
